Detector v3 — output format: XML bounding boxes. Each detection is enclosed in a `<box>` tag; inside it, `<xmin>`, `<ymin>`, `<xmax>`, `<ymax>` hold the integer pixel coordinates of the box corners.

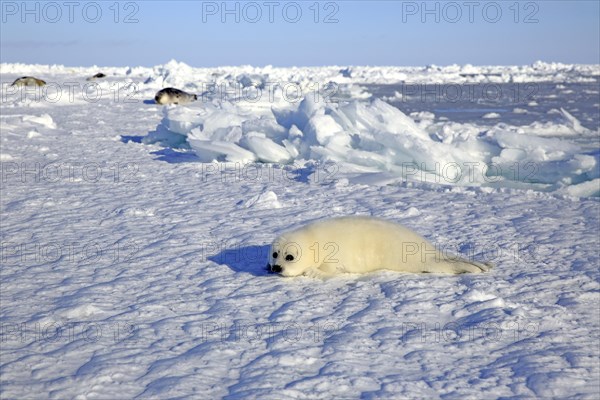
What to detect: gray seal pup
<box><xmin>154</xmin><ymin>88</ymin><xmax>197</xmax><ymax>105</ymax></box>
<box><xmin>11</xmin><ymin>76</ymin><xmax>46</xmax><ymax>87</ymax></box>
<box><xmin>268</xmin><ymin>216</ymin><xmax>493</xmax><ymax>277</ymax></box>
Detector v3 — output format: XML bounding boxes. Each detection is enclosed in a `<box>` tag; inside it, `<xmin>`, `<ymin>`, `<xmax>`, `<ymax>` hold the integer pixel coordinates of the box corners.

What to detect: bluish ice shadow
<box><xmin>291</xmin><ymin>165</ymin><xmax>313</xmax><ymax>183</ymax></box>
<box><xmin>208</xmin><ymin>244</ymin><xmax>272</xmax><ymax>277</ymax></box>
<box><xmin>121</xmin><ymin>135</ymin><xmax>144</xmax><ymax>144</ymax></box>
<box><xmin>282</xmin><ymin>161</ymin><xmax>340</xmax><ymax>184</ymax></box>
<box><xmin>150</xmin><ymin>149</ymin><xmax>200</xmax><ymax>163</ymax></box>
<box><xmin>143</xmin><ymin>99</ymin><xmax>156</xmax><ymax>105</ymax></box>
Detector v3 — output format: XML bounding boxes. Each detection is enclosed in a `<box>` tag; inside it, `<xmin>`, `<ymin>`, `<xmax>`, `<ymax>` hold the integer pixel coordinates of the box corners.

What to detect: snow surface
<box><xmin>1</xmin><ymin>61</ymin><xmax>599</xmax><ymax>399</ymax></box>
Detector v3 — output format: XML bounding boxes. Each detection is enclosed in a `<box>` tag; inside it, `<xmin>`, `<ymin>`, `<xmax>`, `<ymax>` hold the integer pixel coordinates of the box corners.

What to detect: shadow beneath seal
<box><xmin>208</xmin><ymin>244</ymin><xmax>272</xmax><ymax>277</ymax></box>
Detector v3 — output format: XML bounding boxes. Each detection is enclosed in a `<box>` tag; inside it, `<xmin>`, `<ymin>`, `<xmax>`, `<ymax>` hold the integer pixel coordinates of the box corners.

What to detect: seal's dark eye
<box><xmin>272</xmin><ymin>252</ymin><xmax>278</xmax><ymax>259</ymax></box>
<box><xmin>285</xmin><ymin>255</ymin><xmax>294</xmax><ymax>261</ymax></box>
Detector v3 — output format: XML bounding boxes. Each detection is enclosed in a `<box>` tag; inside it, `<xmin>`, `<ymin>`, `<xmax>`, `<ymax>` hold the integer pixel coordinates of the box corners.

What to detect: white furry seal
<box><xmin>268</xmin><ymin>216</ymin><xmax>492</xmax><ymax>277</ymax></box>
<box><xmin>154</xmin><ymin>87</ymin><xmax>197</xmax><ymax>105</ymax></box>
<box><xmin>11</xmin><ymin>76</ymin><xmax>46</xmax><ymax>87</ymax></box>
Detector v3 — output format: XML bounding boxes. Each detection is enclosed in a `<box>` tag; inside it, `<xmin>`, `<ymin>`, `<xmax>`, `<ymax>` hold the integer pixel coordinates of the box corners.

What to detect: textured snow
<box><xmin>1</xmin><ymin>62</ymin><xmax>599</xmax><ymax>399</ymax></box>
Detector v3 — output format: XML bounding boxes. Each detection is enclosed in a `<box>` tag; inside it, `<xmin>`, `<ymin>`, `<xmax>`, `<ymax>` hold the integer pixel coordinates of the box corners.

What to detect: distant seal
<box><xmin>87</xmin><ymin>73</ymin><xmax>106</xmax><ymax>81</ymax></box>
<box><xmin>267</xmin><ymin>216</ymin><xmax>492</xmax><ymax>277</ymax></box>
<box><xmin>11</xmin><ymin>76</ymin><xmax>46</xmax><ymax>87</ymax></box>
<box><xmin>154</xmin><ymin>88</ymin><xmax>197</xmax><ymax>105</ymax></box>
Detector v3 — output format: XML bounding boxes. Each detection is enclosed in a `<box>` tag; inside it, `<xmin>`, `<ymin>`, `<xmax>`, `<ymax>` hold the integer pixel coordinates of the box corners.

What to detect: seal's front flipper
<box><xmin>447</xmin><ymin>259</ymin><xmax>494</xmax><ymax>274</ymax></box>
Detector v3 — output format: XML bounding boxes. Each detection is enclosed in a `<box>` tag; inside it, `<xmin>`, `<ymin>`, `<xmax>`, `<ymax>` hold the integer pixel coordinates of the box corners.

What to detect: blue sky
<box><xmin>1</xmin><ymin>1</ymin><xmax>599</xmax><ymax>67</ymax></box>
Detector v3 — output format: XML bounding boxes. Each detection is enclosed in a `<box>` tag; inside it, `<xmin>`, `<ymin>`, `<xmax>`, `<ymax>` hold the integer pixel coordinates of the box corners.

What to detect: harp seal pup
<box><xmin>11</xmin><ymin>76</ymin><xmax>46</xmax><ymax>87</ymax></box>
<box><xmin>267</xmin><ymin>216</ymin><xmax>492</xmax><ymax>278</ymax></box>
<box><xmin>87</xmin><ymin>72</ymin><xmax>106</xmax><ymax>81</ymax></box>
<box><xmin>154</xmin><ymin>87</ymin><xmax>197</xmax><ymax>105</ymax></box>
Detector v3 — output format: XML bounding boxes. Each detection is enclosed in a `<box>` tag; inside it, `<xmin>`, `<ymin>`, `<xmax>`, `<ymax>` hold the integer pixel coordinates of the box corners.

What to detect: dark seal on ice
<box><xmin>11</xmin><ymin>76</ymin><xmax>46</xmax><ymax>87</ymax></box>
<box><xmin>154</xmin><ymin>88</ymin><xmax>197</xmax><ymax>105</ymax></box>
<box><xmin>87</xmin><ymin>73</ymin><xmax>107</xmax><ymax>81</ymax></box>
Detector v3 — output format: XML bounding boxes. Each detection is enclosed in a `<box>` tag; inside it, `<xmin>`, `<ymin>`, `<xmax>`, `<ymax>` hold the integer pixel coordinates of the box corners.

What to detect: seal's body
<box><xmin>268</xmin><ymin>217</ymin><xmax>492</xmax><ymax>277</ymax></box>
<box><xmin>87</xmin><ymin>73</ymin><xmax>107</xmax><ymax>81</ymax></box>
<box><xmin>11</xmin><ymin>76</ymin><xmax>46</xmax><ymax>87</ymax></box>
<box><xmin>154</xmin><ymin>88</ymin><xmax>197</xmax><ymax>105</ymax></box>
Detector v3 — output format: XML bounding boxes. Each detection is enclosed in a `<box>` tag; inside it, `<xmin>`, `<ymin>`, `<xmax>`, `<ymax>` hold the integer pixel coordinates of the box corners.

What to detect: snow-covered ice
<box><xmin>1</xmin><ymin>61</ymin><xmax>599</xmax><ymax>399</ymax></box>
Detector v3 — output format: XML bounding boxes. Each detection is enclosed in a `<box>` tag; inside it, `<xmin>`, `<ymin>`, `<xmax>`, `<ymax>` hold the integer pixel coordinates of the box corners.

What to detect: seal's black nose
<box><xmin>270</xmin><ymin>264</ymin><xmax>282</xmax><ymax>273</ymax></box>
<box><xmin>266</xmin><ymin>263</ymin><xmax>282</xmax><ymax>273</ymax></box>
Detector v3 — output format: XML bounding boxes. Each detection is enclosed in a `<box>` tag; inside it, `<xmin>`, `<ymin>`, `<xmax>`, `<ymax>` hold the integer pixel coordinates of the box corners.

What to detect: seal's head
<box><xmin>267</xmin><ymin>233</ymin><xmax>312</xmax><ymax>277</ymax></box>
